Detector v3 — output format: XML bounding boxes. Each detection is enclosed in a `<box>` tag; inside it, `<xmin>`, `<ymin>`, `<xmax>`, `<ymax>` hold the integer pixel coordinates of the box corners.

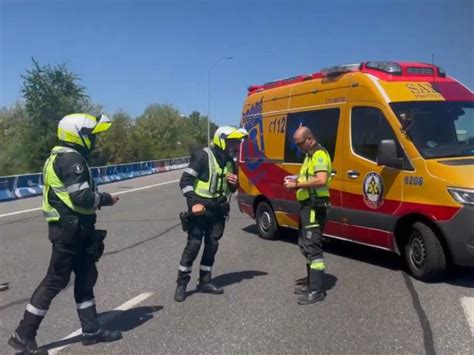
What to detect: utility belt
<box><xmin>48</xmin><ymin>215</ymin><xmax>106</xmax><ymax>262</ymax></box>
<box><xmin>300</xmin><ymin>196</ymin><xmax>330</xmax><ymax>210</ymax></box>
<box><xmin>300</xmin><ymin>196</ymin><xmax>330</xmax><ymax>226</ymax></box>
<box><xmin>179</xmin><ymin>199</ymin><xmax>230</xmax><ymax>232</ymax></box>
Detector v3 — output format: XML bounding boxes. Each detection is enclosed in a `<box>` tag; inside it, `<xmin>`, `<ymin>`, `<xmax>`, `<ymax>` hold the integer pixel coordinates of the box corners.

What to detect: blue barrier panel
<box><xmin>0</xmin><ymin>176</ymin><xmax>16</xmax><ymax>201</ymax></box>
<box><xmin>91</xmin><ymin>168</ymin><xmax>100</xmax><ymax>184</ymax></box>
<box><xmin>142</xmin><ymin>162</ymin><xmax>153</xmax><ymax>175</ymax></box>
<box><xmin>1</xmin><ymin>156</ymin><xmax>191</xmax><ymax>203</ymax></box>
<box><xmin>14</xmin><ymin>174</ymin><xmax>43</xmax><ymax>199</ymax></box>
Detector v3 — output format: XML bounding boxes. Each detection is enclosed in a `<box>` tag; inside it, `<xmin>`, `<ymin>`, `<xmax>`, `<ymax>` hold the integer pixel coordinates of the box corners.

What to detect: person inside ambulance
<box><xmin>9</xmin><ymin>114</ymin><xmax>121</xmax><ymax>355</ymax></box>
<box><xmin>174</xmin><ymin>126</ymin><xmax>248</xmax><ymax>302</ymax></box>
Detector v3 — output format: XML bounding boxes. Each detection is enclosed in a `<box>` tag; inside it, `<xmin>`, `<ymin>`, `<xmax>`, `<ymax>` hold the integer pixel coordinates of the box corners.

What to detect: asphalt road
<box><xmin>1</xmin><ymin>170</ymin><xmax>473</xmax><ymax>354</ymax></box>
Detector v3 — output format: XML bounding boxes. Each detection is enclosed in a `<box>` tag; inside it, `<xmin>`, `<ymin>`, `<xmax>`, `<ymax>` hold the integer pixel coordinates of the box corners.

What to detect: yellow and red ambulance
<box><xmin>238</xmin><ymin>61</ymin><xmax>473</xmax><ymax>281</ymax></box>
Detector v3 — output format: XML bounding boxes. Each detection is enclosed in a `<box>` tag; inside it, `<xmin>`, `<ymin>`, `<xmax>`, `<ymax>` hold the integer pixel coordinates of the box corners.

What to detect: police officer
<box><xmin>174</xmin><ymin>126</ymin><xmax>248</xmax><ymax>302</ymax></box>
<box><xmin>284</xmin><ymin>126</ymin><xmax>331</xmax><ymax>305</ymax></box>
<box><xmin>9</xmin><ymin>113</ymin><xmax>122</xmax><ymax>354</ymax></box>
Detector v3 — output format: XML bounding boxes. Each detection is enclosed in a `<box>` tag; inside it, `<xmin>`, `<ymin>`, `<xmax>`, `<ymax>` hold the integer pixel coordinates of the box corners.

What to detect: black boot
<box><xmin>175</xmin><ymin>270</ymin><xmax>190</xmax><ymax>302</ymax></box>
<box><xmin>77</xmin><ymin>303</ymin><xmax>100</xmax><ymax>335</ymax></box>
<box><xmin>174</xmin><ymin>284</ymin><xmax>187</xmax><ymax>302</ymax></box>
<box><xmin>294</xmin><ymin>284</ymin><xmax>309</xmax><ymax>295</ymax></box>
<box><xmin>198</xmin><ymin>271</ymin><xmax>223</xmax><ymax>294</ymax></box>
<box><xmin>294</xmin><ymin>264</ymin><xmax>310</xmax><ymax>294</ymax></box>
<box><xmin>10</xmin><ymin>308</ymin><xmax>45</xmax><ymax>354</ymax></box>
<box><xmin>297</xmin><ymin>269</ymin><xmax>326</xmax><ymax>305</ymax></box>
<box><xmin>8</xmin><ymin>331</ymin><xmax>48</xmax><ymax>355</ymax></box>
<box><xmin>82</xmin><ymin>328</ymin><xmax>122</xmax><ymax>346</ymax></box>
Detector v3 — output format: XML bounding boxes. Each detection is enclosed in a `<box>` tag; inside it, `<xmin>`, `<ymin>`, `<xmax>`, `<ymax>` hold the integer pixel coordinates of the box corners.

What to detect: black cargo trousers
<box><xmin>298</xmin><ymin>198</ymin><xmax>330</xmax><ymax>293</ymax></box>
<box><xmin>298</xmin><ymin>201</ymin><xmax>328</xmax><ymax>261</ymax></box>
<box><xmin>17</xmin><ymin>215</ymin><xmax>105</xmax><ymax>339</ymax></box>
<box><xmin>177</xmin><ymin>208</ymin><xmax>226</xmax><ymax>285</ymax></box>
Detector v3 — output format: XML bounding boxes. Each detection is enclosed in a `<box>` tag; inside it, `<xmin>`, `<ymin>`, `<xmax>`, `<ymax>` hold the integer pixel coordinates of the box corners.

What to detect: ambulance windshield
<box><xmin>390</xmin><ymin>101</ymin><xmax>474</xmax><ymax>159</ymax></box>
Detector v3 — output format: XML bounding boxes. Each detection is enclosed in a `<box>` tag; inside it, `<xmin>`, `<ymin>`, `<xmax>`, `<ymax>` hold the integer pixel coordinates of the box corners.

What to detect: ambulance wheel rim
<box><xmin>409</xmin><ymin>232</ymin><xmax>426</xmax><ymax>270</ymax></box>
<box><xmin>261</xmin><ymin>211</ymin><xmax>272</xmax><ymax>232</ymax></box>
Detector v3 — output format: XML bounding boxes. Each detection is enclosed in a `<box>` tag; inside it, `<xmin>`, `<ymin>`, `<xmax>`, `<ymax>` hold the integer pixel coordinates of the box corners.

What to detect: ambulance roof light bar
<box><xmin>320</xmin><ymin>63</ymin><xmax>361</xmax><ymax>77</ymax></box>
<box><xmin>364</xmin><ymin>61</ymin><xmax>402</xmax><ymax>75</ymax></box>
<box><xmin>247</xmin><ymin>74</ymin><xmax>312</xmax><ymax>94</ymax></box>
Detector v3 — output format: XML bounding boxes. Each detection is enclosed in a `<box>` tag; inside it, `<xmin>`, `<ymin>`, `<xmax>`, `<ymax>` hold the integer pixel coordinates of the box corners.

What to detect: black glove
<box><xmin>99</xmin><ymin>193</ymin><xmax>114</xmax><ymax>208</ymax></box>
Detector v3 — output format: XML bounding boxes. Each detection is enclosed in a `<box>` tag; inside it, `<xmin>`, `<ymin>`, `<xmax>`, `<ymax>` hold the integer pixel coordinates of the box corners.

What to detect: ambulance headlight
<box><xmin>448</xmin><ymin>187</ymin><xmax>474</xmax><ymax>206</ymax></box>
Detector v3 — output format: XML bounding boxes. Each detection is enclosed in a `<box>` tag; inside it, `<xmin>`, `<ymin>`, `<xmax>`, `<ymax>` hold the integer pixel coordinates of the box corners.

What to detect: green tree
<box><xmin>134</xmin><ymin>104</ymin><xmax>186</xmax><ymax>160</ymax></box>
<box><xmin>93</xmin><ymin>111</ymin><xmax>135</xmax><ymax>165</ymax></box>
<box><xmin>179</xmin><ymin>111</ymin><xmax>220</xmax><ymax>154</ymax></box>
<box><xmin>0</xmin><ymin>103</ymin><xmax>30</xmax><ymax>175</ymax></box>
<box><xmin>20</xmin><ymin>59</ymin><xmax>91</xmax><ymax>171</ymax></box>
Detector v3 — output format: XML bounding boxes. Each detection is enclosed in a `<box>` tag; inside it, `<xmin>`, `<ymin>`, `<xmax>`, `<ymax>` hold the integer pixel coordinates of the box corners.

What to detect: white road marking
<box><xmin>0</xmin><ymin>179</ymin><xmax>179</xmax><ymax>218</ymax></box>
<box><xmin>48</xmin><ymin>292</ymin><xmax>153</xmax><ymax>354</ymax></box>
<box><xmin>461</xmin><ymin>297</ymin><xmax>474</xmax><ymax>337</ymax></box>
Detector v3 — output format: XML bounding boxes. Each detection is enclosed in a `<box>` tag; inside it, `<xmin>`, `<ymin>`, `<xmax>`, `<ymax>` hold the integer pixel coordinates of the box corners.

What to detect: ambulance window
<box><xmin>351</xmin><ymin>107</ymin><xmax>407</xmax><ymax>164</ymax></box>
<box><xmin>284</xmin><ymin>108</ymin><xmax>340</xmax><ymax>163</ymax></box>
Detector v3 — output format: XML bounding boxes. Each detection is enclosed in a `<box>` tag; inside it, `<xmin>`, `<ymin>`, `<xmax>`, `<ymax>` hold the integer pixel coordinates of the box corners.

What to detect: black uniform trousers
<box><xmin>297</xmin><ymin>199</ymin><xmax>329</xmax><ymax>292</ymax></box>
<box><xmin>177</xmin><ymin>212</ymin><xmax>226</xmax><ymax>285</ymax></box>
<box><xmin>17</xmin><ymin>216</ymin><xmax>100</xmax><ymax>338</ymax></box>
<box><xmin>298</xmin><ymin>203</ymin><xmax>328</xmax><ymax>262</ymax></box>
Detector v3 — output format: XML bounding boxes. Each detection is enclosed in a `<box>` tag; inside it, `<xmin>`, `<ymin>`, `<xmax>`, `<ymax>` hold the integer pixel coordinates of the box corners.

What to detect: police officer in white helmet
<box><xmin>9</xmin><ymin>113</ymin><xmax>122</xmax><ymax>354</ymax></box>
<box><xmin>174</xmin><ymin>126</ymin><xmax>248</xmax><ymax>302</ymax></box>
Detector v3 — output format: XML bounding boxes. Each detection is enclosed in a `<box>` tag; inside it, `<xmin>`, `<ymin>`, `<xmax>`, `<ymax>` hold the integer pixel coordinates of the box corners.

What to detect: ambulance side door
<box><xmin>340</xmin><ymin>104</ymin><xmax>406</xmax><ymax>250</ymax></box>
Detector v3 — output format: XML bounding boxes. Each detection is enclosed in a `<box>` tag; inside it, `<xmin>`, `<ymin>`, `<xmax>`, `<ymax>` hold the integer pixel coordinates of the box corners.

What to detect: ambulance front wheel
<box><xmin>404</xmin><ymin>221</ymin><xmax>447</xmax><ymax>281</ymax></box>
<box><xmin>256</xmin><ymin>201</ymin><xmax>279</xmax><ymax>240</ymax></box>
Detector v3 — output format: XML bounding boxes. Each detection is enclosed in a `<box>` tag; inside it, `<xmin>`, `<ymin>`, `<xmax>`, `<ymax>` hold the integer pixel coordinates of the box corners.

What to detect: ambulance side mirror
<box><xmin>377</xmin><ymin>140</ymin><xmax>403</xmax><ymax>170</ymax></box>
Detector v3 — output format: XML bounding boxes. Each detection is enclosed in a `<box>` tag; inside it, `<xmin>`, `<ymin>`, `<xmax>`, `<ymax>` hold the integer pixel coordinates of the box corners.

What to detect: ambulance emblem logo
<box><xmin>363</xmin><ymin>172</ymin><xmax>384</xmax><ymax>209</ymax></box>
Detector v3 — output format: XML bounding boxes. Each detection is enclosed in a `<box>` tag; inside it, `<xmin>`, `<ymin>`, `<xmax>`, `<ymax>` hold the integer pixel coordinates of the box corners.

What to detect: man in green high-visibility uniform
<box><xmin>9</xmin><ymin>113</ymin><xmax>121</xmax><ymax>354</ymax></box>
<box><xmin>284</xmin><ymin>126</ymin><xmax>331</xmax><ymax>305</ymax></box>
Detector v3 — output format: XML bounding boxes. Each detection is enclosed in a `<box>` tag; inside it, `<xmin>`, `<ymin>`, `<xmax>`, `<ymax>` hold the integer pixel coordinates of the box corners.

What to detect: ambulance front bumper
<box><xmin>439</xmin><ymin>206</ymin><xmax>474</xmax><ymax>267</ymax></box>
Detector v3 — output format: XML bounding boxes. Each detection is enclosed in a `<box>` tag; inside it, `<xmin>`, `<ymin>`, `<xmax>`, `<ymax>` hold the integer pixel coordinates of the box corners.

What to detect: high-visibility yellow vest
<box><xmin>42</xmin><ymin>146</ymin><xmax>95</xmax><ymax>222</ymax></box>
<box><xmin>194</xmin><ymin>148</ymin><xmax>233</xmax><ymax>199</ymax></box>
<box><xmin>296</xmin><ymin>147</ymin><xmax>332</xmax><ymax>201</ymax></box>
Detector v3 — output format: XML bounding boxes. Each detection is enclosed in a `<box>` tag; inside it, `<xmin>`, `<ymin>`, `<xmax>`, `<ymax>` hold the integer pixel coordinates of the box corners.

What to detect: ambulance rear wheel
<box><xmin>256</xmin><ymin>202</ymin><xmax>279</xmax><ymax>240</ymax></box>
<box><xmin>404</xmin><ymin>221</ymin><xmax>446</xmax><ymax>281</ymax></box>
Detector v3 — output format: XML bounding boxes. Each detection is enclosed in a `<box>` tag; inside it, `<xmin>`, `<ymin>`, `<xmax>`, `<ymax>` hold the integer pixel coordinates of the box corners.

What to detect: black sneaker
<box><xmin>8</xmin><ymin>332</ymin><xmax>47</xmax><ymax>355</ymax></box>
<box><xmin>81</xmin><ymin>329</ymin><xmax>122</xmax><ymax>346</ymax></box>
<box><xmin>174</xmin><ymin>284</ymin><xmax>187</xmax><ymax>302</ymax></box>
<box><xmin>297</xmin><ymin>291</ymin><xmax>326</xmax><ymax>305</ymax></box>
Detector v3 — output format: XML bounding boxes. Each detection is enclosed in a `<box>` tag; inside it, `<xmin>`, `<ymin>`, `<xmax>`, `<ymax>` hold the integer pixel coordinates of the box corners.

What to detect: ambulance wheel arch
<box><xmin>255</xmin><ymin>199</ymin><xmax>280</xmax><ymax>240</ymax></box>
<box><xmin>394</xmin><ymin>216</ymin><xmax>449</xmax><ymax>281</ymax></box>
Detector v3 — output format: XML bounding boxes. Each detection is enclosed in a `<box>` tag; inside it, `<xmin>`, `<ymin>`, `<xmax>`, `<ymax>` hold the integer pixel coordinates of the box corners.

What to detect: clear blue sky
<box><xmin>1</xmin><ymin>0</ymin><xmax>472</xmax><ymax>127</ymax></box>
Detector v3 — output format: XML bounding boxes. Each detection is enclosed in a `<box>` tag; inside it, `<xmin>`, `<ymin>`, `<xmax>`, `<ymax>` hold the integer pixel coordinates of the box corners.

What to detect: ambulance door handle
<box><xmin>347</xmin><ymin>170</ymin><xmax>360</xmax><ymax>179</ymax></box>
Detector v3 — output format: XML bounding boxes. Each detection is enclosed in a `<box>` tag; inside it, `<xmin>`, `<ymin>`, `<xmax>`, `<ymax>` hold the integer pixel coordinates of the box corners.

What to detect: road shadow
<box><xmin>243</xmin><ymin>223</ymin><xmax>474</xmax><ymax>285</ymax></box>
<box><xmin>186</xmin><ymin>270</ymin><xmax>268</xmax><ymax>298</ymax></box>
<box><xmin>446</xmin><ymin>267</ymin><xmax>474</xmax><ymax>288</ymax></box>
<box><xmin>40</xmin><ymin>305</ymin><xmax>162</xmax><ymax>352</ymax></box>
<box><xmin>242</xmin><ymin>223</ymin><xmax>401</xmax><ymax>272</ymax></box>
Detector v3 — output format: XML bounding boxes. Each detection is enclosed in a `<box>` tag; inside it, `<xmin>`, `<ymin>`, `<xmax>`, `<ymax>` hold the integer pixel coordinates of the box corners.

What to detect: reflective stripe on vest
<box><xmin>296</xmin><ymin>148</ymin><xmax>331</xmax><ymax>201</ymax></box>
<box><xmin>42</xmin><ymin>146</ymin><xmax>95</xmax><ymax>221</ymax></box>
<box><xmin>194</xmin><ymin>148</ymin><xmax>233</xmax><ymax>199</ymax></box>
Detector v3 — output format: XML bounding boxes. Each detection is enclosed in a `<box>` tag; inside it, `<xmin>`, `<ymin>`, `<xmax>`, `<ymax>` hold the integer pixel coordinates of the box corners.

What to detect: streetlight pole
<box><xmin>207</xmin><ymin>56</ymin><xmax>233</xmax><ymax>146</ymax></box>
